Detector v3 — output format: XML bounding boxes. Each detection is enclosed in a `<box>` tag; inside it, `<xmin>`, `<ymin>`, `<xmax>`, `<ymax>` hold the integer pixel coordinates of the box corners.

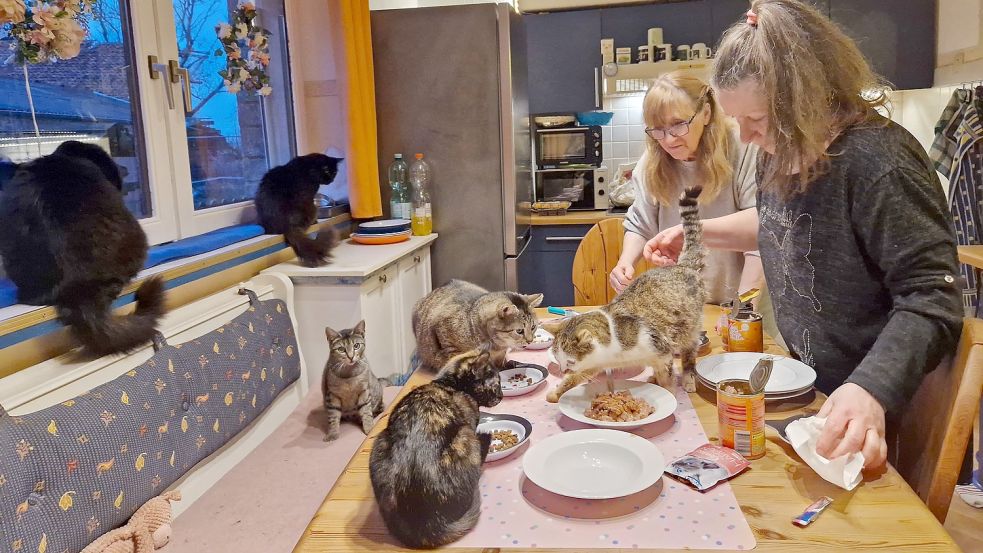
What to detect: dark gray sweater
<box><xmin>757</xmin><ymin>117</ymin><xmax>963</xmax><ymax>416</ymax></box>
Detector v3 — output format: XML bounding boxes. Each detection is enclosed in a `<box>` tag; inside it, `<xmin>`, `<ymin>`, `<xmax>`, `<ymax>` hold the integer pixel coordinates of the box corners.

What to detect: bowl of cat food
<box><xmin>478</xmin><ymin>412</ymin><xmax>533</xmax><ymax>462</ymax></box>
<box><xmin>525</xmin><ymin>327</ymin><xmax>554</xmax><ymax>350</ymax></box>
<box><xmin>558</xmin><ymin>379</ymin><xmax>678</xmax><ymax>430</ymax></box>
<box><xmin>500</xmin><ymin>362</ymin><xmax>548</xmax><ymax>397</ymax></box>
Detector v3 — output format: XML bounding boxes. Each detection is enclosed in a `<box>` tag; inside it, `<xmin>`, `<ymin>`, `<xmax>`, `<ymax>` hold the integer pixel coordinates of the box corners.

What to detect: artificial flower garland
<box><xmin>215</xmin><ymin>1</ymin><xmax>272</xmax><ymax>97</ymax></box>
<box><xmin>0</xmin><ymin>0</ymin><xmax>93</xmax><ymax>65</ymax></box>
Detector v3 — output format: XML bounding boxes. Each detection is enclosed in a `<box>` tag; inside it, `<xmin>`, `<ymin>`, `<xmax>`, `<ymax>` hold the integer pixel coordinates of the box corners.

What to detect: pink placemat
<box><xmin>452</xmin><ymin>349</ymin><xmax>757</xmax><ymax>550</ymax></box>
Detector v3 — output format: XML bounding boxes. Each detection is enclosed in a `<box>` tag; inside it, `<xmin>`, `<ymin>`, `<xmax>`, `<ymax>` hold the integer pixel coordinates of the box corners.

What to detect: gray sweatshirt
<box><xmin>624</xmin><ymin>131</ymin><xmax>759</xmax><ymax>303</ymax></box>
<box><xmin>757</xmin><ymin>117</ymin><xmax>963</xmax><ymax>415</ymax></box>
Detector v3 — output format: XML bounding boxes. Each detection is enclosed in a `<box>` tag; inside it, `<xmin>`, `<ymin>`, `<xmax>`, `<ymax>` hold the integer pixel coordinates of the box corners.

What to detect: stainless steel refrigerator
<box><xmin>371</xmin><ymin>3</ymin><xmax>532</xmax><ymax>292</ymax></box>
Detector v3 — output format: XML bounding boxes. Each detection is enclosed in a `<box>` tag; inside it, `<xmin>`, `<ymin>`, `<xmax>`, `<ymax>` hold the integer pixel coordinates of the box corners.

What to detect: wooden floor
<box><xmin>946</xmin><ymin>493</ymin><xmax>983</xmax><ymax>552</ymax></box>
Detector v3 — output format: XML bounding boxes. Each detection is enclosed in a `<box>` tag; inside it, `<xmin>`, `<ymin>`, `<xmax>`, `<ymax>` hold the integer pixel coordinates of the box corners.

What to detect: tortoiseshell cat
<box><xmin>543</xmin><ymin>186</ymin><xmax>707</xmax><ymax>402</ymax></box>
<box><xmin>322</xmin><ymin>320</ymin><xmax>390</xmax><ymax>441</ymax></box>
<box><xmin>369</xmin><ymin>348</ymin><xmax>502</xmax><ymax>549</ymax></box>
<box><xmin>412</xmin><ymin>279</ymin><xmax>543</xmax><ymax>370</ymax></box>
<box><xmin>255</xmin><ymin>153</ymin><xmax>342</xmax><ymax>267</ymax></box>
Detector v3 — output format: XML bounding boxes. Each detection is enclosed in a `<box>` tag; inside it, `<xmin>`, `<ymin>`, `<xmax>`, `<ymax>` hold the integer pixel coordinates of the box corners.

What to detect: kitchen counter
<box><xmin>529</xmin><ymin>209</ymin><xmax>626</xmax><ymax>226</ymax></box>
<box><xmin>262</xmin><ymin>234</ymin><xmax>437</xmax><ymax>279</ymax></box>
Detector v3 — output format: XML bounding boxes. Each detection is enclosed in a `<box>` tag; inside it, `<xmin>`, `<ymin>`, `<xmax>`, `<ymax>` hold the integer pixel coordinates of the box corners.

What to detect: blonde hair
<box><xmin>642</xmin><ymin>72</ymin><xmax>735</xmax><ymax>207</ymax></box>
<box><xmin>711</xmin><ymin>0</ymin><xmax>889</xmax><ymax>195</ymax></box>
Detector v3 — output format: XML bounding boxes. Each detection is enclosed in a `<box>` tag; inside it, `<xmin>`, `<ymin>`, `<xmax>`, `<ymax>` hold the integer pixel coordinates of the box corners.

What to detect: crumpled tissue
<box><xmin>785</xmin><ymin>415</ymin><xmax>864</xmax><ymax>491</ymax></box>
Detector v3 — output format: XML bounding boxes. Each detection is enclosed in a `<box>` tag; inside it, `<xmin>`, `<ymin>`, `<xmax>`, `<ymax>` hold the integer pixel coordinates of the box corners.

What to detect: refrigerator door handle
<box><xmin>594</xmin><ymin>66</ymin><xmax>601</xmax><ymax>108</ymax></box>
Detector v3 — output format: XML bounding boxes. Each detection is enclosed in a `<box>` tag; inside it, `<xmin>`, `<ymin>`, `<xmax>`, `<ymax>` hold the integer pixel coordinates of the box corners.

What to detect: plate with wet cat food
<box><xmin>696</xmin><ymin>352</ymin><xmax>816</xmax><ymax>396</ymax></box>
<box><xmin>524</xmin><ymin>327</ymin><xmax>554</xmax><ymax>350</ymax></box>
<box><xmin>499</xmin><ymin>363</ymin><xmax>548</xmax><ymax>396</ymax></box>
<box><xmin>523</xmin><ymin>429</ymin><xmax>665</xmax><ymax>499</ymax></box>
<box><xmin>558</xmin><ymin>379</ymin><xmax>678</xmax><ymax>430</ymax></box>
<box><xmin>478</xmin><ymin>412</ymin><xmax>533</xmax><ymax>462</ymax></box>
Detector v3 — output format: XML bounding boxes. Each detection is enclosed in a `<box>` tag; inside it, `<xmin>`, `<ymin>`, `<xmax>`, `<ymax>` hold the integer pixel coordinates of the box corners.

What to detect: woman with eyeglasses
<box><xmin>610</xmin><ymin>71</ymin><xmax>764</xmax><ymax>303</ymax></box>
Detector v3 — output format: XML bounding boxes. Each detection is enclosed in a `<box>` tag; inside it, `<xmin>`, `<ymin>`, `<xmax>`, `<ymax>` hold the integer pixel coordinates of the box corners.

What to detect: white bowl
<box><xmin>478</xmin><ymin>412</ymin><xmax>532</xmax><ymax>462</ymax></box>
<box><xmin>500</xmin><ymin>363</ymin><xmax>548</xmax><ymax>397</ymax></box>
<box><xmin>558</xmin><ymin>379</ymin><xmax>678</xmax><ymax>430</ymax></box>
<box><xmin>525</xmin><ymin>327</ymin><xmax>554</xmax><ymax>350</ymax></box>
<box><xmin>522</xmin><ymin>429</ymin><xmax>665</xmax><ymax>499</ymax></box>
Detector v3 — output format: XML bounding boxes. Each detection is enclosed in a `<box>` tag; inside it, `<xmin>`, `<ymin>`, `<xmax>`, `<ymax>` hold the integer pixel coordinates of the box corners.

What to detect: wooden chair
<box><xmin>571</xmin><ymin>218</ymin><xmax>651</xmax><ymax>306</ymax></box>
<box><xmin>898</xmin><ymin>317</ymin><xmax>983</xmax><ymax>522</ymax></box>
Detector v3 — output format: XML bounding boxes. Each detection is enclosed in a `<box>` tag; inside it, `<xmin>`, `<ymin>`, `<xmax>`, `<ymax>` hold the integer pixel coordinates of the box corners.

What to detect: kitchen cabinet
<box><xmin>830</xmin><ymin>0</ymin><xmax>935</xmax><ymax>90</ymax></box>
<box><xmin>600</xmin><ymin>2</ymin><xmax>712</xmax><ymax>55</ymax></box>
<box><xmin>519</xmin><ymin>224</ymin><xmax>593</xmax><ymax>306</ymax></box>
<box><xmin>263</xmin><ymin>235</ymin><xmax>437</xmax><ymax>386</ymax></box>
<box><xmin>525</xmin><ymin>9</ymin><xmax>601</xmax><ymax>114</ymax></box>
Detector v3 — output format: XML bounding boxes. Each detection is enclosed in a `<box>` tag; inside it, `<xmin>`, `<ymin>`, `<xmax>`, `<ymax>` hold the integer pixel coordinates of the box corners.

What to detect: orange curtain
<box><xmin>334</xmin><ymin>0</ymin><xmax>382</xmax><ymax>218</ymax></box>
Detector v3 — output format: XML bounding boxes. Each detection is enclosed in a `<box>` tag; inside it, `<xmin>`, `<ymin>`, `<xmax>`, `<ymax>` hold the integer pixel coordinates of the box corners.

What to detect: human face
<box><xmin>649</xmin><ymin>101</ymin><xmax>710</xmax><ymax>161</ymax></box>
<box><xmin>715</xmin><ymin>80</ymin><xmax>774</xmax><ymax>154</ymax></box>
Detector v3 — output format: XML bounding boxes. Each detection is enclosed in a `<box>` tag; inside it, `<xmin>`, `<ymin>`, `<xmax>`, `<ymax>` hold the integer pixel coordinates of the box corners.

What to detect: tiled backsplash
<box><xmin>601</xmin><ymin>94</ymin><xmax>647</xmax><ymax>180</ymax></box>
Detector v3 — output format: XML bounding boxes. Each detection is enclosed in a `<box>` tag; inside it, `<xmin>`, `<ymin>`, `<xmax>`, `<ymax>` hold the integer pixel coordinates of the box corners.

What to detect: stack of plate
<box><xmin>695</xmin><ymin>352</ymin><xmax>817</xmax><ymax>400</ymax></box>
<box><xmin>351</xmin><ymin>219</ymin><xmax>411</xmax><ymax>245</ymax></box>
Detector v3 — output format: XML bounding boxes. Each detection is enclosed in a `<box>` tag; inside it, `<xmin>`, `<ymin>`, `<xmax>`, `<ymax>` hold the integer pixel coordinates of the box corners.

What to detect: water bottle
<box><xmin>387</xmin><ymin>153</ymin><xmax>411</xmax><ymax>220</ymax></box>
<box><xmin>409</xmin><ymin>153</ymin><xmax>433</xmax><ymax>236</ymax></box>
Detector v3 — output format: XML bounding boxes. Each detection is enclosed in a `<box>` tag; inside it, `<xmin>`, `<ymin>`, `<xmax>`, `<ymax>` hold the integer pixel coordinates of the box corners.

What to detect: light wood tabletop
<box><xmin>292</xmin><ymin>305</ymin><xmax>959</xmax><ymax>552</ymax></box>
<box><xmin>958</xmin><ymin>245</ymin><xmax>983</xmax><ymax>271</ymax></box>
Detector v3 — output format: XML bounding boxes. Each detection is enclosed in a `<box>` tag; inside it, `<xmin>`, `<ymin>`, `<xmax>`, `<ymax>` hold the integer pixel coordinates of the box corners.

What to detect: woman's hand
<box><xmin>643</xmin><ymin>225</ymin><xmax>685</xmax><ymax>266</ymax></box>
<box><xmin>609</xmin><ymin>263</ymin><xmax>635</xmax><ymax>293</ymax></box>
<box><xmin>815</xmin><ymin>383</ymin><xmax>888</xmax><ymax>469</ymax></box>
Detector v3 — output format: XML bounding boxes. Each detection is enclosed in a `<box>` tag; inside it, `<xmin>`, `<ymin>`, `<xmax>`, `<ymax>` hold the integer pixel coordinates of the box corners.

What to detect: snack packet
<box><xmin>665</xmin><ymin>444</ymin><xmax>750</xmax><ymax>491</ymax></box>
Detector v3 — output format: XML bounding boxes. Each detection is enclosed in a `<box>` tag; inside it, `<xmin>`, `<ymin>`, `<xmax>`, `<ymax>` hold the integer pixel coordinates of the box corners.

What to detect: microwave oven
<box><xmin>534</xmin><ymin>126</ymin><xmax>602</xmax><ymax>169</ymax></box>
<box><xmin>534</xmin><ymin>167</ymin><xmax>609</xmax><ymax>211</ymax></box>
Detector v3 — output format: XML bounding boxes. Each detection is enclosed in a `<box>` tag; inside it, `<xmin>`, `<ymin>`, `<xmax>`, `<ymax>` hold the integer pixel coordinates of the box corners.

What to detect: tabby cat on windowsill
<box><xmin>412</xmin><ymin>279</ymin><xmax>543</xmax><ymax>371</ymax></box>
<box><xmin>322</xmin><ymin>320</ymin><xmax>390</xmax><ymax>441</ymax></box>
<box><xmin>542</xmin><ymin>186</ymin><xmax>707</xmax><ymax>402</ymax></box>
<box><xmin>0</xmin><ymin>141</ymin><xmax>166</xmax><ymax>358</ymax></box>
<box><xmin>369</xmin><ymin>347</ymin><xmax>502</xmax><ymax>549</ymax></box>
<box><xmin>254</xmin><ymin>153</ymin><xmax>342</xmax><ymax>267</ymax></box>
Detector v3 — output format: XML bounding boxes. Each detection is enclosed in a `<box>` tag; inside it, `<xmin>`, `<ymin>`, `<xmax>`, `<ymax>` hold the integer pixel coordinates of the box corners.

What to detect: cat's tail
<box><xmin>284</xmin><ymin>226</ymin><xmax>337</xmax><ymax>268</ymax></box>
<box><xmin>676</xmin><ymin>186</ymin><xmax>706</xmax><ymax>273</ymax></box>
<box><xmin>60</xmin><ymin>276</ymin><xmax>167</xmax><ymax>358</ymax></box>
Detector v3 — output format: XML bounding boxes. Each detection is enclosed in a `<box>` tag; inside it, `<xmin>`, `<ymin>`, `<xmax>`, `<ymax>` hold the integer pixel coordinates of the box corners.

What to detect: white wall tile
<box><xmin>610</xmin><ymin>141</ymin><xmax>629</xmax><ymax>159</ymax></box>
<box><xmin>627</xmin><ymin>107</ymin><xmax>643</xmax><ymax>126</ymax></box>
<box><xmin>612</xmin><ymin>109</ymin><xmax>628</xmax><ymax>126</ymax></box>
<box><xmin>629</xmin><ymin>124</ymin><xmax>647</xmax><ymax>141</ymax></box>
<box><xmin>611</xmin><ymin>125</ymin><xmax>629</xmax><ymax>142</ymax></box>
<box><xmin>602</xmin><ymin>126</ymin><xmax>612</xmax><ymax>142</ymax></box>
<box><xmin>628</xmin><ymin>141</ymin><xmax>647</xmax><ymax>159</ymax></box>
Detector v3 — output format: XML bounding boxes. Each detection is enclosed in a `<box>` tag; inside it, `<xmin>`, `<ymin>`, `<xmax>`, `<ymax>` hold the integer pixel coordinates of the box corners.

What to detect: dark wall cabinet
<box><xmin>526</xmin><ymin>10</ymin><xmax>601</xmax><ymax>115</ymax></box>
<box><xmin>518</xmin><ymin>224</ymin><xmax>593</xmax><ymax>306</ymax></box>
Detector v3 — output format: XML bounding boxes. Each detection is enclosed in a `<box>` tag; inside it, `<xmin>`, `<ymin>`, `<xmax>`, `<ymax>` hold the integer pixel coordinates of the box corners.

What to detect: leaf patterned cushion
<box><xmin>0</xmin><ymin>294</ymin><xmax>301</xmax><ymax>553</ymax></box>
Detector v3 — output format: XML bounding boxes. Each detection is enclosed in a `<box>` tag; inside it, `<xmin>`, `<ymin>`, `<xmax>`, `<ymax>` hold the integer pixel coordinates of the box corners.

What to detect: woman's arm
<box><xmin>738</xmin><ymin>252</ymin><xmax>765</xmax><ymax>294</ymax></box>
<box><xmin>610</xmin><ymin>231</ymin><xmax>646</xmax><ymax>292</ymax></box>
<box><xmin>644</xmin><ymin>208</ymin><xmax>760</xmax><ymax>265</ymax></box>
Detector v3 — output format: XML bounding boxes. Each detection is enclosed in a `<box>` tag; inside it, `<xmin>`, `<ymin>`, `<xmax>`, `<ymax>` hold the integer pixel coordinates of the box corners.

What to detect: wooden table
<box><xmin>293</xmin><ymin>305</ymin><xmax>959</xmax><ymax>552</ymax></box>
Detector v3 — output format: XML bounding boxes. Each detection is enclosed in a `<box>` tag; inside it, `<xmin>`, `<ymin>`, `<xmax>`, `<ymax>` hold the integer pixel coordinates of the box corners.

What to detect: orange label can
<box><xmin>728</xmin><ymin>311</ymin><xmax>763</xmax><ymax>353</ymax></box>
<box><xmin>717</xmin><ymin>379</ymin><xmax>765</xmax><ymax>459</ymax></box>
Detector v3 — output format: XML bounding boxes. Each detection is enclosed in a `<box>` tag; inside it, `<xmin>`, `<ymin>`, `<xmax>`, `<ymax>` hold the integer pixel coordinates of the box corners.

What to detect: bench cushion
<box><xmin>0</xmin><ymin>295</ymin><xmax>300</xmax><ymax>553</ymax></box>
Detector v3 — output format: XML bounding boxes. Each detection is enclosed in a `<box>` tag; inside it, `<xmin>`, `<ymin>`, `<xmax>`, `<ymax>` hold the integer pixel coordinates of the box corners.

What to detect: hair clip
<box><xmin>746</xmin><ymin>9</ymin><xmax>758</xmax><ymax>27</ymax></box>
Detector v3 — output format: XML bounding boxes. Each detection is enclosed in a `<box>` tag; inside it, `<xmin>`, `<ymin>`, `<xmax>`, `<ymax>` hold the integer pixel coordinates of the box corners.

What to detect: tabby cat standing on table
<box><xmin>369</xmin><ymin>347</ymin><xmax>502</xmax><ymax>549</ymax></box>
<box><xmin>321</xmin><ymin>320</ymin><xmax>390</xmax><ymax>441</ymax></box>
<box><xmin>412</xmin><ymin>279</ymin><xmax>543</xmax><ymax>371</ymax></box>
<box><xmin>543</xmin><ymin>186</ymin><xmax>707</xmax><ymax>402</ymax></box>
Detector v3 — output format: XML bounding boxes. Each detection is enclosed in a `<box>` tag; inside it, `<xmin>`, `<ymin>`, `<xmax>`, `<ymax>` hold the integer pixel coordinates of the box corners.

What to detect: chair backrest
<box><xmin>571</xmin><ymin>218</ymin><xmax>650</xmax><ymax>306</ymax></box>
<box><xmin>898</xmin><ymin>317</ymin><xmax>983</xmax><ymax>522</ymax></box>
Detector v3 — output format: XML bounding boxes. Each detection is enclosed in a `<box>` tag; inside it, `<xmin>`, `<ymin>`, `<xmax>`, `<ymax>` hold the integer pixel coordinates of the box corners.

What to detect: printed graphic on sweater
<box><xmin>759</xmin><ymin>207</ymin><xmax>823</xmax><ymax>312</ymax></box>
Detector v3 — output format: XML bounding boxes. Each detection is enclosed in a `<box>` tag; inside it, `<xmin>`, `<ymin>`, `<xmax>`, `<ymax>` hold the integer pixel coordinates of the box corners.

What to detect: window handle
<box><xmin>147</xmin><ymin>55</ymin><xmax>175</xmax><ymax>110</ymax></box>
<box><xmin>168</xmin><ymin>59</ymin><xmax>193</xmax><ymax>114</ymax></box>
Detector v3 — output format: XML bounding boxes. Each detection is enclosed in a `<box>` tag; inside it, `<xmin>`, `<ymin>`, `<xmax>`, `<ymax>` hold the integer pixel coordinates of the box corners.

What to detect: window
<box><xmin>0</xmin><ymin>0</ymin><xmax>295</xmax><ymax>245</ymax></box>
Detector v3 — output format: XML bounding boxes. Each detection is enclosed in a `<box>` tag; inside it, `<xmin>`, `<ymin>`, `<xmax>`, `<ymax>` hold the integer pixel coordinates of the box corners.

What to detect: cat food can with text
<box><xmin>716</xmin><ymin>379</ymin><xmax>765</xmax><ymax>459</ymax></box>
<box><xmin>727</xmin><ymin>311</ymin><xmax>763</xmax><ymax>352</ymax></box>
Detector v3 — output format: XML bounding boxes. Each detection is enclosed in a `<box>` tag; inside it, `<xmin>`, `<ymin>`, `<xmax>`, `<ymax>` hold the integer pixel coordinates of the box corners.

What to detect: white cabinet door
<box><xmin>396</xmin><ymin>248</ymin><xmax>433</xmax><ymax>367</ymax></box>
<box><xmin>361</xmin><ymin>264</ymin><xmax>402</xmax><ymax>379</ymax></box>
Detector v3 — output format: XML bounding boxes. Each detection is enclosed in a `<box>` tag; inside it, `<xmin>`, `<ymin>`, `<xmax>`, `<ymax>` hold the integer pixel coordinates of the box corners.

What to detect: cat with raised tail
<box><xmin>542</xmin><ymin>186</ymin><xmax>707</xmax><ymax>402</ymax></box>
<box><xmin>255</xmin><ymin>153</ymin><xmax>342</xmax><ymax>267</ymax></box>
<box><xmin>0</xmin><ymin>141</ymin><xmax>166</xmax><ymax>358</ymax></box>
<box><xmin>369</xmin><ymin>348</ymin><xmax>502</xmax><ymax>549</ymax></box>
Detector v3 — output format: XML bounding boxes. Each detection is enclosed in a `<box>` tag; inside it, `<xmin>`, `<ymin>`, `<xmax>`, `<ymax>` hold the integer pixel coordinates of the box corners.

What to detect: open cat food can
<box><xmin>717</xmin><ymin>379</ymin><xmax>765</xmax><ymax>459</ymax></box>
<box><xmin>728</xmin><ymin>311</ymin><xmax>763</xmax><ymax>352</ymax></box>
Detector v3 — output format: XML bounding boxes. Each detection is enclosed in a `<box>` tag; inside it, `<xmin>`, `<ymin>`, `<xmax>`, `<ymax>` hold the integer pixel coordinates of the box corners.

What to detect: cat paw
<box><xmin>649</xmin><ymin>368</ymin><xmax>673</xmax><ymax>388</ymax></box>
<box><xmin>546</xmin><ymin>389</ymin><xmax>561</xmax><ymax>403</ymax></box>
<box><xmin>361</xmin><ymin>420</ymin><xmax>375</xmax><ymax>435</ymax></box>
<box><xmin>323</xmin><ymin>429</ymin><xmax>340</xmax><ymax>442</ymax></box>
<box><xmin>682</xmin><ymin>371</ymin><xmax>698</xmax><ymax>393</ymax></box>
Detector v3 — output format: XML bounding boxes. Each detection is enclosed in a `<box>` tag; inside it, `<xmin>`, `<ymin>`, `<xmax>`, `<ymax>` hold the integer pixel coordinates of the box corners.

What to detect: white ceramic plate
<box><xmin>522</xmin><ymin>429</ymin><xmax>665</xmax><ymax>499</ymax></box>
<box><xmin>525</xmin><ymin>327</ymin><xmax>554</xmax><ymax>350</ymax></box>
<box><xmin>696</xmin><ymin>352</ymin><xmax>816</xmax><ymax>394</ymax></box>
<box><xmin>500</xmin><ymin>363</ymin><xmax>548</xmax><ymax>397</ymax></box>
<box><xmin>697</xmin><ymin>374</ymin><xmax>813</xmax><ymax>398</ymax></box>
<box><xmin>478</xmin><ymin>412</ymin><xmax>532</xmax><ymax>462</ymax></box>
<box><xmin>357</xmin><ymin>219</ymin><xmax>411</xmax><ymax>230</ymax></box>
<box><xmin>558</xmin><ymin>380</ymin><xmax>678</xmax><ymax>430</ymax></box>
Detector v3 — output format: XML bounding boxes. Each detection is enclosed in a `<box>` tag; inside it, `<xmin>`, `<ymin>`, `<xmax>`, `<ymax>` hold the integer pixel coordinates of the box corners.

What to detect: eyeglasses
<box><xmin>644</xmin><ymin>92</ymin><xmax>709</xmax><ymax>141</ymax></box>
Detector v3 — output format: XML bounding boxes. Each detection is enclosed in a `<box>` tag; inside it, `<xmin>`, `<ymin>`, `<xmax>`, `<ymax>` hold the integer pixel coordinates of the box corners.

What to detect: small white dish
<box><xmin>558</xmin><ymin>379</ymin><xmax>678</xmax><ymax>430</ymax></box>
<box><xmin>500</xmin><ymin>363</ymin><xmax>548</xmax><ymax>397</ymax></box>
<box><xmin>525</xmin><ymin>327</ymin><xmax>554</xmax><ymax>350</ymax></box>
<box><xmin>522</xmin><ymin>429</ymin><xmax>665</xmax><ymax>499</ymax></box>
<box><xmin>478</xmin><ymin>412</ymin><xmax>532</xmax><ymax>462</ymax></box>
<box><xmin>696</xmin><ymin>353</ymin><xmax>816</xmax><ymax>394</ymax></box>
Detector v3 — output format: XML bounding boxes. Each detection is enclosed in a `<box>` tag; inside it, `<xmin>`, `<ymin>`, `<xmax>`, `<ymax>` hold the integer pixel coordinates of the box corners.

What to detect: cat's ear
<box><xmin>574</xmin><ymin>328</ymin><xmax>594</xmax><ymax>346</ymax></box>
<box><xmin>499</xmin><ymin>303</ymin><xmax>518</xmax><ymax>319</ymax></box>
<box><xmin>539</xmin><ymin>317</ymin><xmax>569</xmax><ymax>335</ymax></box>
<box><xmin>353</xmin><ymin>320</ymin><xmax>366</xmax><ymax>335</ymax></box>
<box><xmin>325</xmin><ymin>326</ymin><xmax>340</xmax><ymax>341</ymax></box>
<box><xmin>523</xmin><ymin>293</ymin><xmax>544</xmax><ymax>308</ymax></box>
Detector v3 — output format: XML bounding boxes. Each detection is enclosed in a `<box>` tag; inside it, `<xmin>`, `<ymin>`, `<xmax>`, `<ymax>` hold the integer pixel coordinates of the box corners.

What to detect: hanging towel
<box><xmin>931</xmin><ymin>89</ymin><xmax>971</xmax><ymax>179</ymax></box>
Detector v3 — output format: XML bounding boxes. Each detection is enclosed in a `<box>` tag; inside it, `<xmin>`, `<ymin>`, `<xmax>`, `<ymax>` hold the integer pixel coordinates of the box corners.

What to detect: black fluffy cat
<box><xmin>0</xmin><ymin>141</ymin><xmax>165</xmax><ymax>357</ymax></box>
<box><xmin>254</xmin><ymin>154</ymin><xmax>342</xmax><ymax>267</ymax></box>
